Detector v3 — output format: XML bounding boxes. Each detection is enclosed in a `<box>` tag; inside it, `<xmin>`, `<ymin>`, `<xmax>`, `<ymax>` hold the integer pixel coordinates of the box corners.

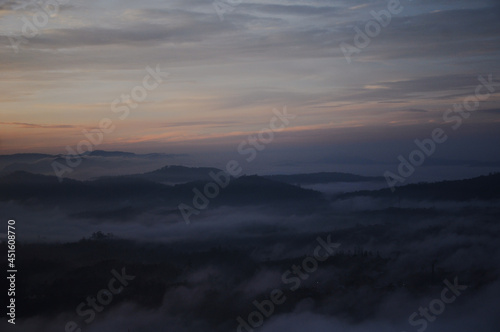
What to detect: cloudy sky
<box><xmin>1</xmin><ymin>0</ymin><xmax>499</xmax><ymax>166</ymax></box>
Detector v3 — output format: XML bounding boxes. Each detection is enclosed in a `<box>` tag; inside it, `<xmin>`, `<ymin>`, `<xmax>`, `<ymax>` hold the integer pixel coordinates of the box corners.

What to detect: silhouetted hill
<box><xmin>0</xmin><ymin>150</ymin><xmax>188</xmax><ymax>180</ymax></box>
<box><xmin>264</xmin><ymin>172</ymin><xmax>384</xmax><ymax>185</ymax></box>
<box><xmin>0</xmin><ymin>171</ymin><xmax>167</xmax><ymax>204</ymax></box>
<box><xmin>0</xmin><ymin>171</ymin><xmax>325</xmax><ymax>219</ymax></box>
<box><xmin>100</xmin><ymin>168</ymin><xmax>386</xmax><ymax>186</ymax></box>
<box><xmin>87</xmin><ymin>150</ymin><xmax>136</xmax><ymax>157</ymax></box>
<box><xmin>0</xmin><ymin>153</ymin><xmax>52</xmax><ymax>161</ymax></box>
<box><xmin>0</xmin><ymin>153</ymin><xmax>53</xmax><ymax>172</ymax></box>
<box><xmin>0</xmin><ymin>160</ymin><xmax>53</xmax><ymax>175</ymax></box>
<box><xmin>0</xmin><ymin>171</ymin><xmax>63</xmax><ymax>185</ymax></box>
<box><xmin>338</xmin><ymin>173</ymin><xmax>500</xmax><ymax>201</ymax></box>
<box><xmin>113</xmin><ymin>165</ymin><xmax>224</xmax><ymax>184</ymax></box>
<box><xmin>86</xmin><ymin>150</ymin><xmax>188</xmax><ymax>159</ymax></box>
<box><xmin>182</xmin><ymin>175</ymin><xmax>323</xmax><ymax>207</ymax></box>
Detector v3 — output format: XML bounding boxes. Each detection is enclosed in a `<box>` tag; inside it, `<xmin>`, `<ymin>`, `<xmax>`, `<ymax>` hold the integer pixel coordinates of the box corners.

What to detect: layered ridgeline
<box><xmin>0</xmin><ymin>151</ymin><xmax>187</xmax><ymax>180</ymax></box>
<box><xmin>1</xmin><ymin>164</ymin><xmax>499</xmax><ymax>224</ymax></box>
<box><xmin>337</xmin><ymin>173</ymin><xmax>500</xmax><ymax>201</ymax></box>
<box><xmin>0</xmin><ymin>169</ymin><xmax>324</xmax><ymax>222</ymax></box>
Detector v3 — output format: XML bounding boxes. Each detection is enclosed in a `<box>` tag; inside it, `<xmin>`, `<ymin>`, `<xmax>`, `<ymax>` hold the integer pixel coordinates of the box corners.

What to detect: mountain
<box><xmin>106</xmin><ymin>165</ymin><xmax>224</xmax><ymax>184</ymax></box>
<box><xmin>0</xmin><ymin>153</ymin><xmax>53</xmax><ymax>170</ymax></box>
<box><xmin>264</xmin><ymin>172</ymin><xmax>384</xmax><ymax>185</ymax></box>
<box><xmin>180</xmin><ymin>175</ymin><xmax>323</xmax><ymax>207</ymax></box>
<box><xmin>0</xmin><ymin>171</ymin><xmax>325</xmax><ymax>221</ymax></box>
<box><xmin>97</xmin><ymin>168</ymin><xmax>386</xmax><ymax>186</ymax></box>
<box><xmin>0</xmin><ymin>152</ymin><xmax>52</xmax><ymax>161</ymax></box>
<box><xmin>337</xmin><ymin>173</ymin><xmax>500</xmax><ymax>201</ymax></box>
<box><xmin>0</xmin><ymin>150</ymin><xmax>188</xmax><ymax>180</ymax></box>
<box><xmin>86</xmin><ymin>150</ymin><xmax>137</xmax><ymax>157</ymax></box>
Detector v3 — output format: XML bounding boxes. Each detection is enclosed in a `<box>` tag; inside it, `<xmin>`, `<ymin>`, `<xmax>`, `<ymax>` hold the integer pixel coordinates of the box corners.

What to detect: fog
<box><xmin>1</xmin><ymin>164</ymin><xmax>499</xmax><ymax>332</ymax></box>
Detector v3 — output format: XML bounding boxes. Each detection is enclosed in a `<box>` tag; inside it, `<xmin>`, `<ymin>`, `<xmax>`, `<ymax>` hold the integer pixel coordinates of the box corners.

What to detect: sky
<box><xmin>0</xmin><ymin>0</ymin><xmax>499</xmax><ymax>168</ymax></box>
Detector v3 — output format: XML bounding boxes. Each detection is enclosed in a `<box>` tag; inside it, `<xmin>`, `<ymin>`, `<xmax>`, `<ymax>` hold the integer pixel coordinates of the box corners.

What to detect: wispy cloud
<box><xmin>0</xmin><ymin>122</ymin><xmax>77</xmax><ymax>129</ymax></box>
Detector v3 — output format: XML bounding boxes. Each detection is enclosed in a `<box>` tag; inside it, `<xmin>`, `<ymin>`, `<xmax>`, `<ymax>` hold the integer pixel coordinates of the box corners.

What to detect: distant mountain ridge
<box><xmin>101</xmin><ymin>167</ymin><xmax>384</xmax><ymax>186</ymax></box>
<box><xmin>0</xmin><ymin>150</ymin><xmax>188</xmax><ymax>180</ymax></box>
<box><xmin>0</xmin><ymin>170</ymin><xmax>324</xmax><ymax>220</ymax></box>
<box><xmin>1</xmin><ymin>170</ymin><xmax>499</xmax><ymax>223</ymax></box>
<box><xmin>102</xmin><ymin>165</ymin><xmax>224</xmax><ymax>184</ymax></box>
<box><xmin>264</xmin><ymin>172</ymin><xmax>384</xmax><ymax>185</ymax></box>
<box><xmin>338</xmin><ymin>173</ymin><xmax>500</xmax><ymax>201</ymax></box>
